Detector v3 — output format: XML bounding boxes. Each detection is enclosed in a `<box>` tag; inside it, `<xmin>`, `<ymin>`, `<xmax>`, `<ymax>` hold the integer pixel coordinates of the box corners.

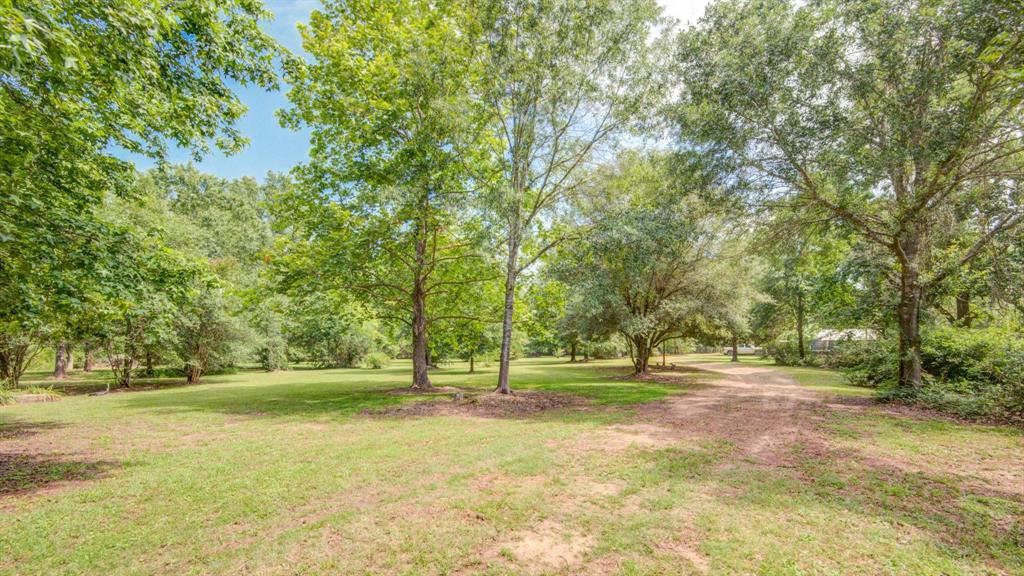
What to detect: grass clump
<box><xmin>22</xmin><ymin>385</ymin><xmax>65</xmax><ymax>398</ymax></box>
<box><xmin>361</xmin><ymin>352</ymin><xmax>391</xmax><ymax>369</ymax></box>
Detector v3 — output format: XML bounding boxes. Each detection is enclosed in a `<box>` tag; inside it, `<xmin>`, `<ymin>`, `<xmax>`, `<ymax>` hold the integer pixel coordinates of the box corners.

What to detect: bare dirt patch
<box><xmin>504</xmin><ymin>519</ymin><xmax>595</xmax><ymax>573</ymax></box>
<box><xmin>368</xmin><ymin>390</ymin><xmax>588</xmax><ymax>419</ymax></box>
<box><xmin>385</xmin><ymin>386</ymin><xmax>464</xmax><ymax>396</ymax></box>
<box><xmin>584</xmin><ymin>478</ymin><xmax>625</xmax><ymax>497</ymax></box>
<box><xmin>656</xmin><ymin>537</ymin><xmax>709</xmax><ymax>573</ymax></box>
<box><xmin>633</xmin><ymin>363</ymin><xmax>835</xmax><ymax>465</ymax></box>
<box><xmin>470</xmin><ymin>471</ymin><xmax>548</xmax><ymax>492</ymax></box>
<box><xmin>585</xmin><ymin>423</ymin><xmax>680</xmax><ymax>451</ymax></box>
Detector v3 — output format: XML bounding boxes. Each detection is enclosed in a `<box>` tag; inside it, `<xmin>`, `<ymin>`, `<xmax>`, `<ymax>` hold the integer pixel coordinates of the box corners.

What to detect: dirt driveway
<box><xmin>599</xmin><ymin>361</ymin><xmax>1022</xmax><ymax>496</ymax></box>
<box><xmin>598</xmin><ymin>362</ymin><xmax>872</xmax><ymax>467</ymax></box>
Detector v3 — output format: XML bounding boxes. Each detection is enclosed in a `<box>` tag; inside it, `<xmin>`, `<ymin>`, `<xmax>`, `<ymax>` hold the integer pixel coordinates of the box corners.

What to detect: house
<box><xmin>809</xmin><ymin>329</ymin><xmax>878</xmax><ymax>352</ymax></box>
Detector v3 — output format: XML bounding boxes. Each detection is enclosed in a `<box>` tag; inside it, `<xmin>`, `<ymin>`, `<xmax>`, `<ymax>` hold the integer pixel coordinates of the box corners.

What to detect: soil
<box><xmin>631</xmin><ymin>362</ymin><xmax>1024</xmax><ymax>494</ymax></box>
<box><xmin>632</xmin><ymin>362</ymin><xmax>833</xmax><ymax>465</ymax></box>
<box><xmin>504</xmin><ymin>519</ymin><xmax>595</xmax><ymax>573</ymax></box>
<box><xmin>368</xmin><ymin>390</ymin><xmax>589</xmax><ymax>419</ymax></box>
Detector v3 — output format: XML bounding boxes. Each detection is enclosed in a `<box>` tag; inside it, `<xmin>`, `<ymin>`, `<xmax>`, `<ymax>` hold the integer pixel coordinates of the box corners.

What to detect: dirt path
<box><xmin>622</xmin><ymin>362</ymin><xmax>849</xmax><ymax>465</ymax></box>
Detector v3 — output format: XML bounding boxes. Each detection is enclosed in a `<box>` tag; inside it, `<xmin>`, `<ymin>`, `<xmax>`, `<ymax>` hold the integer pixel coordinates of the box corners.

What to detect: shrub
<box><xmin>258</xmin><ymin>342</ymin><xmax>289</xmax><ymax>371</ymax></box>
<box><xmin>361</xmin><ymin>352</ymin><xmax>391</xmax><ymax>369</ymax></box>
<box><xmin>589</xmin><ymin>336</ymin><xmax>629</xmax><ymax>359</ymax></box>
<box><xmin>288</xmin><ymin>313</ymin><xmax>382</xmax><ymax>368</ymax></box>
<box><xmin>14</xmin><ymin>386</ymin><xmax>63</xmax><ymax>402</ymax></box>
<box><xmin>828</xmin><ymin>339</ymin><xmax>898</xmax><ymax>387</ymax></box>
<box><xmin>0</xmin><ymin>388</ymin><xmax>14</xmax><ymax>405</ymax></box>
<box><xmin>910</xmin><ymin>327</ymin><xmax>1024</xmax><ymax>423</ymax></box>
<box><xmin>768</xmin><ymin>342</ymin><xmax>820</xmax><ymax>367</ymax></box>
<box><xmin>834</xmin><ymin>327</ymin><xmax>1023</xmax><ymax>423</ymax></box>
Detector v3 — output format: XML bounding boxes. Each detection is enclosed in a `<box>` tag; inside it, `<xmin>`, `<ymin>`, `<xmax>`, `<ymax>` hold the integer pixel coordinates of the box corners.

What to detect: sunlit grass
<box><xmin>1</xmin><ymin>357</ymin><xmax>1019</xmax><ymax>575</ymax></box>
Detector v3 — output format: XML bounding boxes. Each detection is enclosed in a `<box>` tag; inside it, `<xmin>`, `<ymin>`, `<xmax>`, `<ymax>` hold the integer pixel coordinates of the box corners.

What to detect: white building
<box><xmin>809</xmin><ymin>329</ymin><xmax>878</xmax><ymax>352</ymax></box>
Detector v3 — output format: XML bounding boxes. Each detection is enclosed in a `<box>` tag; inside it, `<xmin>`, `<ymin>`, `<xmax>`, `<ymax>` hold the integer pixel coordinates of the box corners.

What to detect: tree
<box><xmin>1</xmin><ymin>0</ymin><xmax>281</xmax><ymax>378</ymax></box>
<box><xmin>522</xmin><ymin>278</ymin><xmax>569</xmax><ymax>358</ymax></box>
<box><xmin>753</xmin><ymin>221</ymin><xmax>856</xmax><ymax>359</ymax></box>
<box><xmin>477</xmin><ymin>0</ymin><xmax>670</xmax><ymax>393</ymax></box>
<box><xmin>141</xmin><ymin>165</ymin><xmax>274</xmax><ymax>288</ymax></box>
<box><xmin>0</xmin><ymin>332</ymin><xmax>43</xmax><ymax>388</ymax></box>
<box><xmin>708</xmin><ymin>249</ymin><xmax>764</xmax><ymax>363</ymax></box>
<box><xmin>677</xmin><ymin>0</ymin><xmax>1024</xmax><ymax>389</ymax></box>
<box><xmin>279</xmin><ymin>0</ymin><xmax>493</xmax><ymax>389</ymax></box>
<box><xmin>552</xmin><ymin>153</ymin><xmax>730</xmax><ymax>375</ymax></box>
<box><xmin>284</xmin><ymin>294</ymin><xmax>388</xmax><ymax>369</ymax></box>
<box><xmin>97</xmin><ymin>245</ymin><xmax>198</xmax><ymax>390</ymax></box>
<box><xmin>174</xmin><ymin>285</ymin><xmax>245</xmax><ymax>385</ymax></box>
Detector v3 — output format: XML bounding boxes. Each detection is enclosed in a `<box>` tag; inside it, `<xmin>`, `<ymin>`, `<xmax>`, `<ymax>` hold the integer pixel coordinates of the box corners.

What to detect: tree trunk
<box><xmin>731</xmin><ymin>334</ymin><xmax>739</xmax><ymax>362</ymax></box>
<box><xmin>411</xmin><ymin>285</ymin><xmax>432</xmax><ymax>390</ymax></box>
<box><xmin>410</xmin><ymin>228</ymin><xmax>433</xmax><ymax>390</ymax></box>
<box><xmin>897</xmin><ymin>240</ymin><xmax>924</xmax><ymax>390</ymax></box>
<box><xmin>583</xmin><ymin>347</ymin><xmax>589</xmax><ymax>362</ymax></box>
<box><xmin>662</xmin><ymin>345</ymin><xmax>666</xmax><ymax>367</ymax></box>
<box><xmin>469</xmin><ymin>355</ymin><xmax>474</xmax><ymax>374</ymax></box>
<box><xmin>122</xmin><ymin>358</ymin><xmax>133</xmax><ymax>388</ymax></box>
<box><xmin>186</xmin><ymin>364</ymin><xmax>201</xmax><ymax>385</ymax></box>
<box><xmin>955</xmin><ymin>290</ymin><xmax>972</xmax><ymax>328</ymax></box>
<box><xmin>1</xmin><ymin>337</ymin><xmax>39</xmax><ymax>388</ymax></box>
<box><xmin>796</xmin><ymin>293</ymin><xmax>806</xmax><ymax>360</ymax></box>
<box><xmin>496</xmin><ymin>240</ymin><xmax>519</xmax><ymax>395</ymax></box>
<box><xmin>53</xmin><ymin>342</ymin><xmax>69</xmax><ymax>379</ymax></box>
<box><xmin>570</xmin><ymin>341</ymin><xmax>576</xmax><ymax>363</ymax></box>
<box><xmin>83</xmin><ymin>345</ymin><xmax>94</xmax><ymax>372</ymax></box>
<box><xmin>632</xmin><ymin>338</ymin><xmax>650</xmax><ymax>375</ymax></box>
<box><xmin>144</xmin><ymin>351</ymin><xmax>154</xmax><ymax>377</ymax></box>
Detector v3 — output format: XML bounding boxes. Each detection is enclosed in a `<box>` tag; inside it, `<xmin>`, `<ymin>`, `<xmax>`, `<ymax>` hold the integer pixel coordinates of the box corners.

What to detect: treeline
<box><xmin>2</xmin><ymin>0</ymin><xmax>1021</xmax><ymax>418</ymax></box>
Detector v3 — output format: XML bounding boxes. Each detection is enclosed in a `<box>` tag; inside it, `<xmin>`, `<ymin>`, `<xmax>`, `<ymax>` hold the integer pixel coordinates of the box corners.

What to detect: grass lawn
<box><xmin>1</xmin><ymin>356</ymin><xmax>1021</xmax><ymax>575</ymax></box>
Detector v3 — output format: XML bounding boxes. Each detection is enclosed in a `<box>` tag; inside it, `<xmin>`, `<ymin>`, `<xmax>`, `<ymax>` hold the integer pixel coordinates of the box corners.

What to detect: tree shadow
<box><xmin>770</xmin><ymin>438</ymin><xmax>1024</xmax><ymax>569</ymax></box>
<box><xmin>620</xmin><ymin>433</ymin><xmax>1023</xmax><ymax>572</ymax></box>
<box><xmin>115</xmin><ymin>361</ymin><xmax>704</xmax><ymax>423</ymax></box>
<box><xmin>121</xmin><ymin>380</ymin><xmax>410</xmax><ymax>418</ymax></box>
<box><xmin>0</xmin><ymin>420</ymin><xmax>65</xmax><ymax>441</ymax></box>
<box><xmin>0</xmin><ymin>452</ymin><xmax>118</xmax><ymax>497</ymax></box>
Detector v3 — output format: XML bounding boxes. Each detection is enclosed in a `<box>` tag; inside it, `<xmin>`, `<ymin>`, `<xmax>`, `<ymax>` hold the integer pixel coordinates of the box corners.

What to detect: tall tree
<box><xmin>677</xmin><ymin>0</ymin><xmax>1024</xmax><ymax>389</ymax></box>
<box><xmin>0</xmin><ymin>0</ymin><xmax>281</xmax><ymax>380</ymax></box>
<box><xmin>552</xmin><ymin>153</ymin><xmax>731</xmax><ymax>375</ymax></box>
<box><xmin>280</xmin><ymin>0</ymin><xmax>493</xmax><ymax>389</ymax></box>
<box><xmin>477</xmin><ymin>0</ymin><xmax>669</xmax><ymax>392</ymax></box>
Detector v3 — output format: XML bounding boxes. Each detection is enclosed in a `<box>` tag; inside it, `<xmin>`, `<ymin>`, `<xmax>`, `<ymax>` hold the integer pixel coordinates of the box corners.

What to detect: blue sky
<box><xmin>126</xmin><ymin>0</ymin><xmax>709</xmax><ymax>181</ymax></box>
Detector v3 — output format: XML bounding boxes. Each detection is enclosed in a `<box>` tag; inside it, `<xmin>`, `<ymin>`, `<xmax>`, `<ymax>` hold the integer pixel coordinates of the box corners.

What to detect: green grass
<box><xmin>1</xmin><ymin>356</ymin><xmax>1020</xmax><ymax>575</ymax></box>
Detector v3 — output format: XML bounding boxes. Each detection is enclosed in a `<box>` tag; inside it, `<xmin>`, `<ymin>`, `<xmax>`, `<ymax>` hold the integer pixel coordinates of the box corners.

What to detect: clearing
<box><xmin>1</xmin><ymin>355</ymin><xmax>1021</xmax><ymax>575</ymax></box>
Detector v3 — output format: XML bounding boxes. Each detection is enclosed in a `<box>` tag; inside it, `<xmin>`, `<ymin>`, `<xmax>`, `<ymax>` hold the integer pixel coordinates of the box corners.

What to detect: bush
<box><xmin>910</xmin><ymin>327</ymin><xmax>1024</xmax><ymax>423</ymax></box>
<box><xmin>22</xmin><ymin>386</ymin><xmax>64</xmax><ymax>398</ymax></box>
<box><xmin>258</xmin><ymin>342</ymin><xmax>289</xmax><ymax>371</ymax></box>
<box><xmin>833</xmin><ymin>327</ymin><xmax>1023</xmax><ymax>423</ymax></box>
<box><xmin>361</xmin><ymin>352</ymin><xmax>391</xmax><ymax>369</ymax></box>
<box><xmin>0</xmin><ymin>388</ymin><xmax>14</xmax><ymax>405</ymax></box>
<box><xmin>288</xmin><ymin>312</ymin><xmax>383</xmax><ymax>368</ymax></box>
<box><xmin>768</xmin><ymin>342</ymin><xmax>820</xmax><ymax>367</ymax></box>
<box><xmin>10</xmin><ymin>386</ymin><xmax>64</xmax><ymax>402</ymax></box>
<box><xmin>589</xmin><ymin>336</ymin><xmax>629</xmax><ymax>359</ymax></box>
<box><xmin>828</xmin><ymin>339</ymin><xmax>897</xmax><ymax>387</ymax></box>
